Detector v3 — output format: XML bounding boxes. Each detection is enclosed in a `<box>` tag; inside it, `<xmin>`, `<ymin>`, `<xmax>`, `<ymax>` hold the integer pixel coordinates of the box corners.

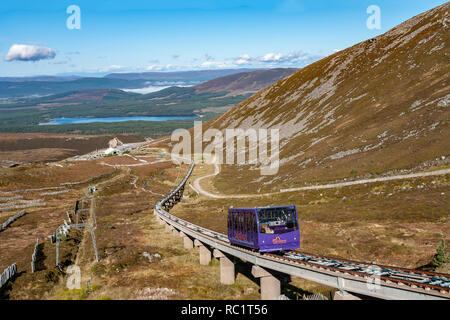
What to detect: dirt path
<box><xmin>191</xmin><ymin>161</ymin><xmax>450</xmax><ymax>199</ymax></box>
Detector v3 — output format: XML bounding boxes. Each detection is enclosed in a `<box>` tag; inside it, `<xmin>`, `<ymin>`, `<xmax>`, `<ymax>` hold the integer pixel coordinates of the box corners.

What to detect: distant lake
<box><xmin>39</xmin><ymin>115</ymin><xmax>199</xmax><ymax>125</ymax></box>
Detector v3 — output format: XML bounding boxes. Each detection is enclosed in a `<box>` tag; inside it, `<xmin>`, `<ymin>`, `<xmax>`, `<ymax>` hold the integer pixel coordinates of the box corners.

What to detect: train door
<box><xmin>246</xmin><ymin>211</ymin><xmax>253</xmax><ymax>244</ymax></box>
<box><xmin>242</xmin><ymin>212</ymin><xmax>246</xmax><ymax>240</ymax></box>
<box><xmin>237</xmin><ymin>211</ymin><xmax>242</xmax><ymax>236</ymax></box>
<box><xmin>253</xmin><ymin>212</ymin><xmax>258</xmax><ymax>245</ymax></box>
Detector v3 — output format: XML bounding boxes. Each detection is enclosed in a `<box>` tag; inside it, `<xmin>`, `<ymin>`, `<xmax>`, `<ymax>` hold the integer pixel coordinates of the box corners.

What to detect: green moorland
<box><xmin>0</xmin><ymin>87</ymin><xmax>251</xmax><ymax>137</ymax></box>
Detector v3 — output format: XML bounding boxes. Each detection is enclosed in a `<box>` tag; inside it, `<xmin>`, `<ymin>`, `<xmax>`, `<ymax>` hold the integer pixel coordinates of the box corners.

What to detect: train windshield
<box><xmin>258</xmin><ymin>207</ymin><xmax>298</xmax><ymax>234</ymax></box>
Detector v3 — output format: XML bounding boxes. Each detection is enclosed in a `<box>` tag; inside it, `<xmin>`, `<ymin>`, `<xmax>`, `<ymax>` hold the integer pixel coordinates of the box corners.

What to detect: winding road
<box><xmin>190</xmin><ymin>160</ymin><xmax>450</xmax><ymax>199</ymax></box>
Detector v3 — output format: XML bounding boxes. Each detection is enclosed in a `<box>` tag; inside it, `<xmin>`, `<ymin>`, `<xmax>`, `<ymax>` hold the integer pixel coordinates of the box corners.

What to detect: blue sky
<box><xmin>0</xmin><ymin>0</ymin><xmax>447</xmax><ymax>76</ymax></box>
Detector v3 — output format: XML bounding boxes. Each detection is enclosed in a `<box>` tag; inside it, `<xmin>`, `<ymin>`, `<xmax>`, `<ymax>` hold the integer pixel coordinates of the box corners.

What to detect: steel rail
<box><xmin>290</xmin><ymin>251</ymin><xmax>450</xmax><ymax>280</ymax></box>
<box><xmin>154</xmin><ymin>161</ymin><xmax>450</xmax><ymax>300</ymax></box>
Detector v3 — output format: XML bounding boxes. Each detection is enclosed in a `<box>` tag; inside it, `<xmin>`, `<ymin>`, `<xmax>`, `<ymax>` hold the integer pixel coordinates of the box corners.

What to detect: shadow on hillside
<box><xmin>234</xmin><ymin>259</ymin><xmax>318</xmax><ymax>300</ymax></box>
<box><xmin>35</xmin><ymin>242</ymin><xmax>47</xmax><ymax>272</ymax></box>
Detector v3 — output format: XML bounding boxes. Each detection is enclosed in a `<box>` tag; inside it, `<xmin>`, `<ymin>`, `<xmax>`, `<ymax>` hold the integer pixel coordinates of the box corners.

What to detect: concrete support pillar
<box><xmin>333</xmin><ymin>291</ymin><xmax>362</xmax><ymax>300</ymax></box>
<box><xmin>194</xmin><ymin>240</ymin><xmax>211</xmax><ymax>265</ymax></box>
<box><xmin>199</xmin><ymin>245</ymin><xmax>212</xmax><ymax>265</ymax></box>
<box><xmin>251</xmin><ymin>266</ymin><xmax>281</xmax><ymax>300</ymax></box>
<box><xmin>172</xmin><ymin>228</ymin><xmax>179</xmax><ymax>236</ymax></box>
<box><xmin>334</xmin><ymin>277</ymin><xmax>361</xmax><ymax>300</ymax></box>
<box><xmin>165</xmin><ymin>223</ymin><xmax>171</xmax><ymax>231</ymax></box>
<box><xmin>183</xmin><ymin>236</ymin><xmax>194</xmax><ymax>249</ymax></box>
<box><xmin>213</xmin><ymin>249</ymin><xmax>235</xmax><ymax>285</ymax></box>
<box><xmin>157</xmin><ymin>217</ymin><xmax>164</xmax><ymax>225</ymax></box>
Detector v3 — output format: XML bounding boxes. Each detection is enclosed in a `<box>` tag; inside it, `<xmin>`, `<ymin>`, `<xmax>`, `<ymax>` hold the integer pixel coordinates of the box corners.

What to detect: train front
<box><xmin>256</xmin><ymin>206</ymin><xmax>300</xmax><ymax>253</ymax></box>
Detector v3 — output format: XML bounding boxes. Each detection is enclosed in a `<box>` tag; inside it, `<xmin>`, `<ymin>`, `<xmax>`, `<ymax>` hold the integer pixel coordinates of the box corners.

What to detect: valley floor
<box><xmin>0</xmin><ymin>141</ymin><xmax>448</xmax><ymax>300</ymax></box>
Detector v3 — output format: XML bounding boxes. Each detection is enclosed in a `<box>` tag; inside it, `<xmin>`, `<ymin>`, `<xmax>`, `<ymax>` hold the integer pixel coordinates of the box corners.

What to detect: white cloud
<box><xmin>261</xmin><ymin>53</ymin><xmax>283</xmax><ymax>62</ymax></box>
<box><xmin>231</xmin><ymin>51</ymin><xmax>323</xmax><ymax>67</ymax></box>
<box><xmin>122</xmin><ymin>81</ymin><xmax>194</xmax><ymax>94</ymax></box>
<box><xmin>4</xmin><ymin>44</ymin><xmax>56</xmax><ymax>62</ymax></box>
<box><xmin>234</xmin><ymin>54</ymin><xmax>251</xmax><ymax>65</ymax></box>
<box><xmin>145</xmin><ymin>64</ymin><xmax>175</xmax><ymax>71</ymax></box>
<box><xmin>199</xmin><ymin>61</ymin><xmax>231</xmax><ymax>68</ymax></box>
<box><xmin>98</xmin><ymin>65</ymin><xmax>125</xmax><ymax>72</ymax></box>
<box><xmin>122</xmin><ymin>86</ymin><xmax>171</xmax><ymax>94</ymax></box>
<box><xmin>204</xmin><ymin>54</ymin><xmax>214</xmax><ymax>61</ymax></box>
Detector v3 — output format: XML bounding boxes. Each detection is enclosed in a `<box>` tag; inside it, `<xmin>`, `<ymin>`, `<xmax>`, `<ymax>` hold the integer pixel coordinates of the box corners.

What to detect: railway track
<box><xmin>154</xmin><ymin>161</ymin><xmax>450</xmax><ymax>300</ymax></box>
<box><xmin>268</xmin><ymin>251</ymin><xmax>450</xmax><ymax>293</ymax></box>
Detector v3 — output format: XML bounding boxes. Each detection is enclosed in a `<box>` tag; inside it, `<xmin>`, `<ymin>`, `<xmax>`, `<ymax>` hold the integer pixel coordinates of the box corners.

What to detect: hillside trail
<box><xmin>190</xmin><ymin>159</ymin><xmax>450</xmax><ymax>199</ymax></box>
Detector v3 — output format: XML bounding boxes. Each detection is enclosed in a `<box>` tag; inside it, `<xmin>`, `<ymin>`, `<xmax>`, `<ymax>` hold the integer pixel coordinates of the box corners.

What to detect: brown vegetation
<box><xmin>0</xmin><ymin>133</ymin><xmax>144</xmax><ymax>163</ymax></box>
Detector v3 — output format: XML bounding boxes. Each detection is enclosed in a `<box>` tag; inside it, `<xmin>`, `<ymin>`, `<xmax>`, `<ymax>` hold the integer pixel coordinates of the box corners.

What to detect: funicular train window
<box><xmin>258</xmin><ymin>207</ymin><xmax>298</xmax><ymax>234</ymax></box>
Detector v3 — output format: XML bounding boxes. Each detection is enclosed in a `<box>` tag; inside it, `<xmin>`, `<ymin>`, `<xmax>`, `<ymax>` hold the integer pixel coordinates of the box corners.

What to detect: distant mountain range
<box><xmin>2</xmin><ymin>68</ymin><xmax>297</xmax><ymax>104</ymax></box>
<box><xmin>0</xmin><ymin>69</ymin><xmax>262</xmax><ymax>99</ymax></box>
<box><xmin>0</xmin><ymin>76</ymin><xmax>82</xmax><ymax>82</ymax></box>
<box><xmin>0</xmin><ymin>68</ymin><xmax>298</xmax><ymax>135</ymax></box>
<box><xmin>104</xmin><ymin>69</ymin><xmax>260</xmax><ymax>80</ymax></box>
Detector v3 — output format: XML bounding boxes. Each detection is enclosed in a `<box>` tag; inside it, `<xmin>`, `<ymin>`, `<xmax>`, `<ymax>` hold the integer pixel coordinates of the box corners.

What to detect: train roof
<box><xmin>228</xmin><ymin>205</ymin><xmax>296</xmax><ymax>211</ymax></box>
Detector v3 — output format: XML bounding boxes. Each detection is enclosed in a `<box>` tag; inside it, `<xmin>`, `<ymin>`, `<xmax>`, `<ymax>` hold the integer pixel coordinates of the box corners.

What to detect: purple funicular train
<box><xmin>227</xmin><ymin>205</ymin><xmax>300</xmax><ymax>253</ymax></box>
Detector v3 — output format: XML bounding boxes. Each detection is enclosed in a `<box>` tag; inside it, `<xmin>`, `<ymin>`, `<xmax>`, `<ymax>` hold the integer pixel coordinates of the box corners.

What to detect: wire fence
<box><xmin>0</xmin><ymin>199</ymin><xmax>45</xmax><ymax>212</ymax></box>
<box><xmin>31</xmin><ymin>238</ymin><xmax>39</xmax><ymax>273</ymax></box>
<box><xmin>1</xmin><ymin>187</ymin><xmax>101</xmax><ymax>293</ymax></box>
<box><xmin>40</xmin><ymin>190</ymin><xmax>70</xmax><ymax>196</ymax></box>
<box><xmin>54</xmin><ymin>195</ymin><xmax>99</xmax><ymax>266</ymax></box>
<box><xmin>0</xmin><ymin>264</ymin><xmax>17</xmax><ymax>290</ymax></box>
<box><xmin>0</xmin><ymin>211</ymin><xmax>28</xmax><ymax>232</ymax></box>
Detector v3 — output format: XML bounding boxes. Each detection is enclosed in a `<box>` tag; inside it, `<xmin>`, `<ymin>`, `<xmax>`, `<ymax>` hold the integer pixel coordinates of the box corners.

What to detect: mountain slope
<box><xmin>204</xmin><ymin>3</ymin><xmax>449</xmax><ymax>193</ymax></box>
<box><xmin>194</xmin><ymin>68</ymin><xmax>298</xmax><ymax>95</ymax></box>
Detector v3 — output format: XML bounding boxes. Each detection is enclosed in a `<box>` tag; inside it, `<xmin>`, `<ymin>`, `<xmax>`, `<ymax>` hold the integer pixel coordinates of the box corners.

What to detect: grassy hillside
<box><xmin>203</xmin><ymin>2</ymin><xmax>449</xmax><ymax>193</ymax></box>
<box><xmin>162</xmin><ymin>4</ymin><xmax>450</xmax><ymax>271</ymax></box>
<box><xmin>194</xmin><ymin>68</ymin><xmax>297</xmax><ymax>94</ymax></box>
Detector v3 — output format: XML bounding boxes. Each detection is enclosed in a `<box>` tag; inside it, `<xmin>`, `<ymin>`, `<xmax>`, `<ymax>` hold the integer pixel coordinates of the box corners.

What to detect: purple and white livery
<box><xmin>227</xmin><ymin>205</ymin><xmax>300</xmax><ymax>253</ymax></box>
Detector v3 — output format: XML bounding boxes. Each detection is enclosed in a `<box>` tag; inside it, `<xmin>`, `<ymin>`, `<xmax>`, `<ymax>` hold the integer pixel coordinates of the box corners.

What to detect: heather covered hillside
<box><xmin>205</xmin><ymin>3</ymin><xmax>450</xmax><ymax>193</ymax></box>
<box><xmin>194</xmin><ymin>68</ymin><xmax>298</xmax><ymax>95</ymax></box>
